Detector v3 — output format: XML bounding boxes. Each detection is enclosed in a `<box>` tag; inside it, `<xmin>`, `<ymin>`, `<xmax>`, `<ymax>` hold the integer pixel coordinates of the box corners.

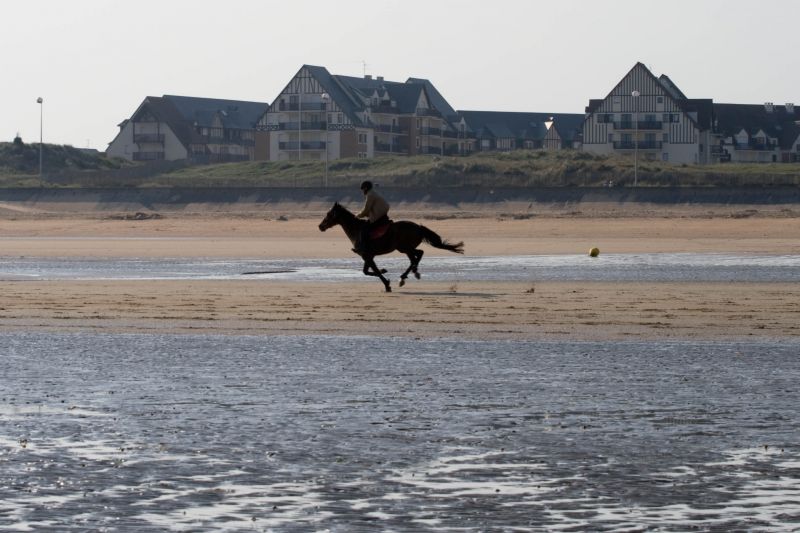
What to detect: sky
<box><xmin>2</xmin><ymin>0</ymin><xmax>798</xmax><ymax>150</ymax></box>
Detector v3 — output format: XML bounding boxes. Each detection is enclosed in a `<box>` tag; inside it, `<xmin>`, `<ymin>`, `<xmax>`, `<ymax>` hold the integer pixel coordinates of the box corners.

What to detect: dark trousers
<box><xmin>359</xmin><ymin>214</ymin><xmax>389</xmax><ymax>253</ymax></box>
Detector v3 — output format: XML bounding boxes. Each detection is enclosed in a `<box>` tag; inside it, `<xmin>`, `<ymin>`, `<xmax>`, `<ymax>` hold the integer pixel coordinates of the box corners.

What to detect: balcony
<box><xmin>416</xmin><ymin>108</ymin><xmax>442</xmax><ymax>118</ymax></box>
<box><xmin>613</xmin><ymin>141</ymin><xmax>663</xmax><ymax>150</ymax></box>
<box><xmin>369</xmin><ymin>104</ymin><xmax>399</xmax><ymax>114</ymax></box>
<box><xmin>376</xmin><ymin>124</ymin><xmax>405</xmax><ymax>134</ymax></box>
<box><xmin>278</xmin><ymin>102</ymin><xmax>327</xmax><ymax>111</ymax></box>
<box><xmin>442</xmin><ymin>130</ymin><xmax>468</xmax><ymax>138</ymax></box>
<box><xmin>279</xmin><ymin>141</ymin><xmax>326</xmax><ymax>150</ymax></box>
<box><xmin>133</xmin><ymin>133</ymin><xmax>165</xmax><ymax>144</ymax></box>
<box><xmin>375</xmin><ymin>143</ymin><xmax>404</xmax><ymax>153</ymax></box>
<box><xmin>736</xmin><ymin>142</ymin><xmax>778</xmax><ymax>151</ymax></box>
<box><xmin>613</xmin><ymin>121</ymin><xmax>663</xmax><ymax>130</ymax></box>
<box><xmin>419</xmin><ymin>146</ymin><xmax>442</xmax><ymax>155</ymax></box>
<box><xmin>420</xmin><ymin>127</ymin><xmax>442</xmax><ymax>136</ymax></box>
<box><xmin>133</xmin><ymin>151</ymin><xmax>165</xmax><ymax>161</ymax></box>
<box><xmin>278</xmin><ymin>122</ymin><xmax>327</xmax><ymax>131</ymax></box>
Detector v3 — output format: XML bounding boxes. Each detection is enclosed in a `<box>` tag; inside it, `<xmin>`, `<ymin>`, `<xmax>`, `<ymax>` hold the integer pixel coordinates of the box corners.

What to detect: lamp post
<box><xmin>631</xmin><ymin>90</ymin><xmax>640</xmax><ymax>187</ymax></box>
<box><xmin>36</xmin><ymin>97</ymin><xmax>43</xmax><ymax>184</ymax></box>
<box><xmin>321</xmin><ymin>92</ymin><xmax>330</xmax><ymax>188</ymax></box>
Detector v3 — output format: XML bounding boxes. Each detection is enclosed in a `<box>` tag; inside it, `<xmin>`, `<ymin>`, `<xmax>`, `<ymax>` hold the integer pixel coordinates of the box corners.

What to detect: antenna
<box><xmin>362</xmin><ymin>60</ymin><xmax>368</xmax><ymax>77</ymax></box>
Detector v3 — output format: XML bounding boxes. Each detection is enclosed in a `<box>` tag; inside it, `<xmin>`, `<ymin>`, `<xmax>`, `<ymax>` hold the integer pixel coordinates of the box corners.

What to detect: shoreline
<box><xmin>1</xmin><ymin>206</ymin><xmax>799</xmax><ymax>342</ymax></box>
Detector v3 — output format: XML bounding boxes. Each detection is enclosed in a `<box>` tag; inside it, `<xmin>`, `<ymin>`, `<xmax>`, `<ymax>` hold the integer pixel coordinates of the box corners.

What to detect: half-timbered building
<box><xmin>582</xmin><ymin>62</ymin><xmax>714</xmax><ymax>164</ymax></box>
<box><xmin>254</xmin><ymin>65</ymin><xmax>475</xmax><ymax>162</ymax></box>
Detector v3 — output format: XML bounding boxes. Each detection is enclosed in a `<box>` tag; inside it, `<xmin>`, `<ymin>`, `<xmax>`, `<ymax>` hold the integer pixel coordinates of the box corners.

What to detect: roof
<box><xmin>713</xmin><ymin>103</ymin><xmax>800</xmax><ymax>148</ymax></box>
<box><xmin>130</xmin><ymin>95</ymin><xmax>268</xmax><ymax>149</ymax></box>
<box><xmin>164</xmin><ymin>95</ymin><xmax>267</xmax><ymax>130</ymax></box>
<box><xmin>458</xmin><ymin>110</ymin><xmax>583</xmax><ymax>141</ymax></box>
<box><xmin>585</xmin><ymin>62</ymin><xmax>706</xmax><ymax>130</ymax></box>
<box><xmin>295</xmin><ymin>65</ymin><xmax>457</xmax><ymax>129</ymax></box>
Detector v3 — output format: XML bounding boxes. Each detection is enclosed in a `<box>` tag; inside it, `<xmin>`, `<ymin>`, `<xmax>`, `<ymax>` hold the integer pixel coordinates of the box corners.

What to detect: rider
<box><xmin>354</xmin><ymin>180</ymin><xmax>390</xmax><ymax>255</ymax></box>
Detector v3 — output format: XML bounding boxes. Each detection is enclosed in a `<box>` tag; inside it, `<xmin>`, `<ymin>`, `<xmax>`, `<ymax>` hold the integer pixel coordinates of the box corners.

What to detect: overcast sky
<box><xmin>2</xmin><ymin>0</ymin><xmax>798</xmax><ymax>150</ymax></box>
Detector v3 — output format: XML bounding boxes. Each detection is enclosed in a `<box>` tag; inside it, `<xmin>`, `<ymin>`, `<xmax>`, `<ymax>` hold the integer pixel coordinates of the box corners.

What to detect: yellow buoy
<box><xmin>589</xmin><ymin>247</ymin><xmax>600</xmax><ymax>257</ymax></box>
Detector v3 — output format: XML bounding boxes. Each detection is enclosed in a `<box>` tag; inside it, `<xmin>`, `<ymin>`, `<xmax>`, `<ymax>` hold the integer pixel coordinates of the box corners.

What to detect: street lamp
<box><xmin>631</xmin><ymin>90</ymin><xmax>640</xmax><ymax>187</ymax></box>
<box><xmin>320</xmin><ymin>92</ymin><xmax>330</xmax><ymax>188</ymax></box>
<box><xmin>36</xmin><ymin>97</ymin><xmax>43</xmax><ymax>184</ymax></box>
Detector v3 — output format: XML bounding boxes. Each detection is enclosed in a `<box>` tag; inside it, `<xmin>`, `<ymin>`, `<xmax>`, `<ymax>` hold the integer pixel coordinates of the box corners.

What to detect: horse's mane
<box><xmin>333</xmin><ymin>202</ymin><xmax>359</xmax><ymax>223</ymax></box>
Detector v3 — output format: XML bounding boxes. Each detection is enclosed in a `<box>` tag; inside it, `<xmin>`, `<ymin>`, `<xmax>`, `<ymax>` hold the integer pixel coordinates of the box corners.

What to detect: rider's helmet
<box><xmin>360</xmin><ymin>180</ymin><xmax>373</xmax><ymax>192</ymax></box>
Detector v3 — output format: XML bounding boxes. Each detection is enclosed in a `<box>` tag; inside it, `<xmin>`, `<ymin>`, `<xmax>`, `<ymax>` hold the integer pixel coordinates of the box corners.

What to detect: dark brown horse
<box><xmin>318</xmin><ymin>203</ymin><xmax>464</xmax><ymax>292</ymax></box>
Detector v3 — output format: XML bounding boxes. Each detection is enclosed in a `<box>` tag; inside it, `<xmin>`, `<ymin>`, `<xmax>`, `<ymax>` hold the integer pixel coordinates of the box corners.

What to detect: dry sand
<box><xmin>1</xmin><ymin>203</ymin><xmax>799</xmax><ymax>341</ymax></box>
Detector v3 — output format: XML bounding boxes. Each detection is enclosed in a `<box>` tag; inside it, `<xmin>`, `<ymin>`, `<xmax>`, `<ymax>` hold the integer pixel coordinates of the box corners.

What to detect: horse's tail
<box><xmin>419</xmin><ymin>225</ymin><xmax>464</xmax><ymax>254</ymax></box>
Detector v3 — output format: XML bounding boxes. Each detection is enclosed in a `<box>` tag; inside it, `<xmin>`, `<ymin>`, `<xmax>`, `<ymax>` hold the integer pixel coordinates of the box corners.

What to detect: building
<box><xmin>107</xmin><ymin>95</ymin><xmax>268</xmax><ymax>163</ymax></box>
<box><xmin>458</xmin><ymin>111</ymin><xmax>583</xmax><ymax>152</ymax></box>
<box><xmin>582</xmin><ymin>62</ymin><xmax>715</xmax><ymax>165</ymax></box>
<box><xmin>712</xmin><ymin>103</ymin><xmax>800</xmax><ymax>163</ymax></box>
<box><xmin>254</xmin><ymin>65</ymin><xmax>475</xmax><ymax>162</ymax></box>
<box><xmin>583</xmin><ymin>62</ymin><xmax>799</xmax><ymax>165</ymax></box>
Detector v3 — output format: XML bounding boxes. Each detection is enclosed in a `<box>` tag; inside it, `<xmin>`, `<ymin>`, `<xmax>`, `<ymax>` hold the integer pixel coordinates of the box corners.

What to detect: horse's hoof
<box><xmin>413</xmin><ymin>272</ymin><xmax>421</xmax><ymax>279</ymax></box>
<box><xmin>399</xmin><ymin>279</ymin><xmax>406</xmax><ymax>287</ymax></box>
<box><xmin>385</xmin><ymin>286</ymin><xmax>392</xmax><ymax>292</ymax></box>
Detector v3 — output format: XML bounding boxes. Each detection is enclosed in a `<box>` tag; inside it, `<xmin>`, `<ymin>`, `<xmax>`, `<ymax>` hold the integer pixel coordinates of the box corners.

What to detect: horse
<box><xmin>318</xmin><ymin>202</ymin><xmax>464</xmax><ymax>292</ymax></box>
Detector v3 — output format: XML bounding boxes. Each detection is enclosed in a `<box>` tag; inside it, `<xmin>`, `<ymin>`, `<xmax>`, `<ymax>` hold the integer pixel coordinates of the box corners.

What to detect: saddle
<box><xmin>368</xmin><ymin>220</ymin><xmax>393</xmax><ymax>240</ymax></box>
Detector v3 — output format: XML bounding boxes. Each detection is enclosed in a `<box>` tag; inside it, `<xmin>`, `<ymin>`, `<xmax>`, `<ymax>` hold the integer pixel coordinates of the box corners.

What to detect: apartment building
<box><xmin>713</xmin><ymin>103</ymin><xmax>800</xmax><ymax>163</ymax></box>
<box><xmin>583</xmin><ymin>62</ymin><xmax>800</xmax><ymax>165</ymax></box>
<box><xmin>458</xmin><ymin>111</ymin><xmax>584</xmax><ymax>152</ymax></box>
<box><xmin>254</xmin><ymin>65</ymin><xmax>475</xmax><ymax>162</ymax></box>
<box><xmin>582</xmin><ymin>62</ymin><xmax>715</xmax><ymax>165</ymax></box>
<box><xmin>107</xmin><ymin>95</ymin><xmax>268</xmax><ymax>163</ymax></box>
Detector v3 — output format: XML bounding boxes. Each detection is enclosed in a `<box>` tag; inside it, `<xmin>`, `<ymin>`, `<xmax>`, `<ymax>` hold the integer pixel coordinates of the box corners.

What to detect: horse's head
<box><xmin>318</xmin><ymin>202</ymin><xmax>343</xmax><ymax>232</ymax></box>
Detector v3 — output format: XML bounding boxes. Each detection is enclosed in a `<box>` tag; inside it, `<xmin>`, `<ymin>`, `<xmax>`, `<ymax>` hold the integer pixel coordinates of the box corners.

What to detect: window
<box><xmin>416</xmin><ymin>119</ymin><xmax>421</xmax><ymax>130</ymax></box>
<box><xmin>337</xmin><ymin>113</ymin><xmax>343</xmax><ymax>123</ymax></box>
<box><xmin>671</xmin><ymin>113</ymin><xmax>680</xmax><ymax>123</ymax></box>
<box><xmin>662</xmin><ymin>152</ymin><xmax>669</xmax><ymax>161</ymax></box>
<box><xmin>663</xmin><ymin>133</ymin><xmax>669</xmax><ymax>143</ymax></box>
<box><xmin>657</xmin><ymin>96</ymin><xmax>664</xmax><ymax>103</ymax></box>
<box><xmin>358</xmin><ymin>133</ymin><xmax>367</xmax><ymax>144</ymax></box>
<box><xmin>608</xmin><ymin>133</ymin><xmax>613</xmax><ymax>143</ymax></box>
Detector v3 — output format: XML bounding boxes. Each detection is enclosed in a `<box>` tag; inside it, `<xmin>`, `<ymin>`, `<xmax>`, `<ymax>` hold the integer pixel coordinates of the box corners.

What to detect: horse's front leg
<box><xmin>363</xmin><ymin>258</ymin><xmax>392</xmax><ymax>292</ymax></box>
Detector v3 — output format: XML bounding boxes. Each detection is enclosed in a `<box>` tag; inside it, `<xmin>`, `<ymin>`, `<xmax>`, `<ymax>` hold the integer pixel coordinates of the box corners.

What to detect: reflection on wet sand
<box><xmin>1</xmin><ymin>333</ymin><xmax>798</xmax><ymax>530</ymax></box>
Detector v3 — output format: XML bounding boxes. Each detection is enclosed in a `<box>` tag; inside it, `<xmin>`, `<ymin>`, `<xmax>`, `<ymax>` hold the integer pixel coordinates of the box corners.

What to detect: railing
<box><xmin>278</xmin><ymin>102</ymin><xmax>327</xmax><ymax>111</ymax></box>
<box><xmin>278</xmin><ymin>122</ymin><xmax>327</xmax><ymax>131</ymax></box>
<box><xmin>736</xmin><ymin>142</ymin><xmax>778</xmax><ymax>151</ymax></box>
<box><xmin>420</xmin><ymin>127</ymin><xmax>442</xmax><ymax>136</ymax></box>
<box><xmin>613</xmin><ymin>121</ymin><xmax>663</xmax><ymax>130</ymax></box>
<box><xmin>133</xmin><ymin>133</ymin><xmax>165</xmax><ymax>144</ymax></box>
<box><xmin>442</xmin><ymin>130</ymin><xmax>468</xmax><ymax>138</ymax></box>
<box><xmin>279</xmin><ymin>141</ymin><xmax>326</xmax><ymax>150</ymax></box>
<box><xmin>369</xmin><ymin>104</ymin><xmax>399</xmax><ymax>114</ymax></box>
<box><xmin>416</xmin><ymin>108</ymin><xmax>442</xmax><ymax>118</ymax></box>
<box><xmin>375</xmin><ymin>143</ymin><xmax>403</xmax><ymax>152</ymax></box>
<box><xmin>419</xmin><ymin>146</ymin><xmax>442</xmax><ymax>155</ymax></box>
<box><xmin>613</xmin><ymin>141</ymin><xmax>663</xmax><ymax>150</ymax></box>
<box><xmin>376</xmin><ymin>124</ymin><xmax>405</xmax><ymax>134</ymax></box>
<box><xmin>132</xmin><ymin>151</ymin><xmax>165</xmax><ymax>161</ymax></box>
<box><xmin>191</xmin><ymin>153</ymin><xmax>250</xmax><ymax>164</ymax></box>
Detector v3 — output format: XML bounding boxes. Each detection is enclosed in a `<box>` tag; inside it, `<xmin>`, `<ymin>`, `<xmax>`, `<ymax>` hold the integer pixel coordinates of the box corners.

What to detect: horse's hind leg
<box><xmin>363</xmin><ymin>258</ymin><xmax>392</xmax><ymax>292</ymax></box>
<box><xmin>399</xmin><ymin>252</ymin><xmax>416</xmax><ymax>287</ymax></box>
<box><xmin>412</xmin><ymin>249</ymin><xmax>424</xmax><ymax>279</ymax></box>
<box><xmin>399</xmin><ymin>249</ymin><xmax>424</xmax><ymax>287</ymax></box>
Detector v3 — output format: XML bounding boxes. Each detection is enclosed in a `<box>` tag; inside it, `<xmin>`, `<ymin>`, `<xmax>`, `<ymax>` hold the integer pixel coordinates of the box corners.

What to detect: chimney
<box><xmin>764</xmin><ymin>102</ymin><xmax>774</xmax><ymax>113</ymax></box>
<box><xmin>377</xmin><ymin>76</ymin><xmax>384</xmax><ymax>82</ymax></box>
<box><xmin>364</xmin><ymin>74</ymin><xmax>372</xmax><ymax>80</ymax></box>
<box><xmin>786</xmin><ymin>103</ymin><xmax>795</xmax><ymax>113</ymax></box>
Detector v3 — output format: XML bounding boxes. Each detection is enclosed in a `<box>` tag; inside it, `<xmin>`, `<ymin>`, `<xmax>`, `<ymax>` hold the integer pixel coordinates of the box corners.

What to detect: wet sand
<box><xmin>1</xmin><ymin>207</ymin><xmax>799</xmax><ymax>340</ymax></box>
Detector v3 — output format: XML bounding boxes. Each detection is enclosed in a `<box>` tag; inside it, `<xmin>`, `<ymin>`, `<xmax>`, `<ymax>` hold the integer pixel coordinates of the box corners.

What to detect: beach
<box><xmin>2</xmin><ymin>202</ymin><xmax>799</xmax><ymax>341</ymax></box>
